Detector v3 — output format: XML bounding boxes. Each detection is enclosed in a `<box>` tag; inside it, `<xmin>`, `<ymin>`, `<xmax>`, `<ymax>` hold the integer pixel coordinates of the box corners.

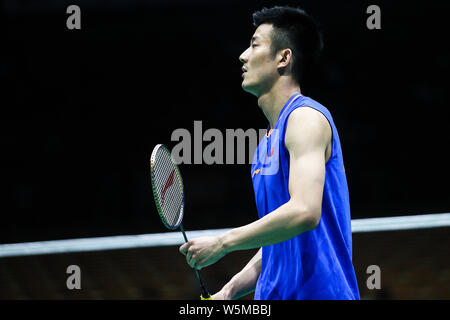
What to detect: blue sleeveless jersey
<box><xmin>251</xmin><ymin>93</ymin><xmax>360</xmax><ymax>300</ymax></box>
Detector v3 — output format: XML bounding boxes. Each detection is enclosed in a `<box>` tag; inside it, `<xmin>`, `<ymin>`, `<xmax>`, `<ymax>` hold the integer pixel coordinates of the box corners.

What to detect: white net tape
<box><xmin>1</xmin><ymin>213</ymin><xmax>449</xmax><ymax>258</ymax></box>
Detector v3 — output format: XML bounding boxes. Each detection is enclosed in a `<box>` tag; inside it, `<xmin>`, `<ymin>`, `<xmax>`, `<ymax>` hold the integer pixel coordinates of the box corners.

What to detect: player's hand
<box><xmin>179</xmin><ymin>236</ymin><xmax>227</xmax><ymax>270</ymax></box>
<box><xmin>211</xmin><ymin>289</ymin><xmax>231</xmax><ymax>300</ymax></box>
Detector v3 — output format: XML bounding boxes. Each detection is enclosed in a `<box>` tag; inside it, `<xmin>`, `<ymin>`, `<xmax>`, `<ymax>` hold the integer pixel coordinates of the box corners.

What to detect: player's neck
<box><xmin>257</xmin><ymin>79</ymin><xmax>301</xmax><ymax>129</ymax></box>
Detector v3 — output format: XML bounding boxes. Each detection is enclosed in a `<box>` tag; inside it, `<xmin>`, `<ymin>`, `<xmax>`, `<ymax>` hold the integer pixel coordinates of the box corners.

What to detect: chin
<box><xmin>241</xmin><ymin>79</ymin><xmax>252</xmax><ymax>91</ymax></box>
<box><xmin>241</xmin><ymin>82</ymin><xmax>259</xmax><ymax>97</ymax></box>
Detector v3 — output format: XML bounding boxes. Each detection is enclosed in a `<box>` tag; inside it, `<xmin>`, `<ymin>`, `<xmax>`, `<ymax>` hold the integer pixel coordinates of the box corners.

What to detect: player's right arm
<box><xmin>212</xmin><ymin>248</ymin><xmax>262</xmax><ymax>300</ymax></box>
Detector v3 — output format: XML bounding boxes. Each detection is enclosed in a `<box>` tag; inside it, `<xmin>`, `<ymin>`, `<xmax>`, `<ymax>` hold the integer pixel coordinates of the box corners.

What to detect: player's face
<box><xmin>239</xmin><ymin>24</ymin><xmax>280</xmax><ymax>96</ymax></box>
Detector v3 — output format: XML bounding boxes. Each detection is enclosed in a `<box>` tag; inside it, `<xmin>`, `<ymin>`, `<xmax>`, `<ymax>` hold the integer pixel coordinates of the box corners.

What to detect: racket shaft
<box><xmin>180</xmin><ymin>224</ymin><xmax>189</xmax><ymax>243</ymax></box>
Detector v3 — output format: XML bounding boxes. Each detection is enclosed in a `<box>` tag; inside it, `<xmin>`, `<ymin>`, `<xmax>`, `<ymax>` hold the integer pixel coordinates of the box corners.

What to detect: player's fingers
<box><xmin>186</xmin><ymin>250</ymin><xmax>191</xmax><ymax>264</ymax></box>
<box><xmin>179</xmin><ymin>241</ymin><xmax>192</xmax><ymax>255</ymax></box>
<box><xmin>186</xmin><ymin>250</ymin><xmax>196</xmax><ymax>267</ymax></box>
<box><xmin>196</xmin><ymin>258</ymin><xmax>208</xmax><ymax>270</ymax></box>
<box><xmin>179</xmin><ymin>243</ymin><xmax>187</xmax><ymax>255</ymax></box>
<box><xmin>189</xmin><ymin>255</ymin><xmax>197</xmax><ymax>268</ymax></box>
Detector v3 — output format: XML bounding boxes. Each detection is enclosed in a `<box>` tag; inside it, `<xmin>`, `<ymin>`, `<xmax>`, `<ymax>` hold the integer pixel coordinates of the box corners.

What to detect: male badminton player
<box><xmin>180</xmin><ymin>6</ymin><xmax>360</xmax><ymax>300</ymax></box>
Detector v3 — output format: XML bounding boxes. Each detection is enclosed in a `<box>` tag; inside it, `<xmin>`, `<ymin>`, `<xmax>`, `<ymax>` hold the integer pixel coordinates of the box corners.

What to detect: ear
<box><xmin>277</xmin><ymin>48</ymin><xmax>293</xmax><ymax>69</ymax></box>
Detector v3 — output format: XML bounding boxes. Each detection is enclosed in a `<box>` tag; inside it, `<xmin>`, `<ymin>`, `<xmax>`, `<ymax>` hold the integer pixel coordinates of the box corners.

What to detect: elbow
<box><xmin>305</xmin><ymin>210</ymin><xmax>321</xmax><ymax>231</ymax></box>
<box><xmin>294</xmin><ymin>207</ymin><xmax>321</xmax><ymax>232</ymax></box>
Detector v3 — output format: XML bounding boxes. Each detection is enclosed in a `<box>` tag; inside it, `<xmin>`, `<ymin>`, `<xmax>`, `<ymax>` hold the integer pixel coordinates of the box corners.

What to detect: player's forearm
<box><xmin>220</xmin><ymin>200</ymin><xmax>319</xmax><ymax>253</ymax></box>
<box><xmin>222</xmin><ymin>248</ymin><xmax>262</xmax><ymax>300</ymax></box>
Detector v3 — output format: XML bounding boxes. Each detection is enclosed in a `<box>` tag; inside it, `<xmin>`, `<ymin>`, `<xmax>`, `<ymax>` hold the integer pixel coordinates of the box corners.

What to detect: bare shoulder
<box><xmin>285</xmin><ymin>106</ymin><xmax>332</xmax><ymax>151</ymax></box>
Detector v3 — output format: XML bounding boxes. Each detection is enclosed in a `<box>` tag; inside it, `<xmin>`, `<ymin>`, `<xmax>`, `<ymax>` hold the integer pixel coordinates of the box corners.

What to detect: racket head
<box><xmin>150</xmin><ymin>144</ymin><xmax>185</xmax><ymax>230</ymax></box>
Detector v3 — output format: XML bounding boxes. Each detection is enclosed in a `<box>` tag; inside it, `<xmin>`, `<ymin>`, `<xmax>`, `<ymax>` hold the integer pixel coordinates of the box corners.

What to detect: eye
<box><xmin>252</xmin><ymin>44</ymin><xmax>258</xmax><ymax>48</ymax></box>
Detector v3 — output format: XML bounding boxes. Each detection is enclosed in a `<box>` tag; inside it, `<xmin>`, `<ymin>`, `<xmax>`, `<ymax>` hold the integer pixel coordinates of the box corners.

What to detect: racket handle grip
<box><xmin>198</xmin><ymin>276</ymin><xmax>211</xmax><ymax>300</ymax></box>
<box><xmin>196</xmin><ymin>273</ymin><xmax>211</xmax><ymax>299</ymax></box>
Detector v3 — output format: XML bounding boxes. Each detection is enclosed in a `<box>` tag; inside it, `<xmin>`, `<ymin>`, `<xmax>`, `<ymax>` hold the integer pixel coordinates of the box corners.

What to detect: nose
<box><xmin>239</xmin><ymin>47</ymin><xmax>250</xmax><ymax>64</ymax></box>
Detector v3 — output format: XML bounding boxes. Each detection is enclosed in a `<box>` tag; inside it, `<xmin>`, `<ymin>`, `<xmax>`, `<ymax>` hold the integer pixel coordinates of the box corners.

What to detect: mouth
<box><xmin>242</xmin><ymin>66</ymin><xmax>247</xmax><ymax>77</ymax></box>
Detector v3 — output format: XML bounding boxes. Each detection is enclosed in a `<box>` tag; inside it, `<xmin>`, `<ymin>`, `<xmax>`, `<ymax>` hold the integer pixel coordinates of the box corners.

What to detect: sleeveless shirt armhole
<box><xmin>283</xmin><ymin>106</ymin><xmax>335</xmax><ymax>164</ymax></box>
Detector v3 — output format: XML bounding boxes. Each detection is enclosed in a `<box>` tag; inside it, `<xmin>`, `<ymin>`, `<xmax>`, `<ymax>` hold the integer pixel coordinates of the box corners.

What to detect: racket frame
<box><xmin>150</xmin><ymin>144</ymin><xmax>185</xmax><ymax>230</ymax></box>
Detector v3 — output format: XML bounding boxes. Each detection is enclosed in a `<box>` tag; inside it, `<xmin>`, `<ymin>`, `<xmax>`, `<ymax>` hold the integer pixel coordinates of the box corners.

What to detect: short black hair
<box><xmin>252</xmin><ymin>6</ymin><xmax>323</xmax><ymax>84</ymax></box>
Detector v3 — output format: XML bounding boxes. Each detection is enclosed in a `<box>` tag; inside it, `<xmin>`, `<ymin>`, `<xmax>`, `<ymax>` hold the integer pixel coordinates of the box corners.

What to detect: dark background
<box><xmin>1</xmin><ymin>0</ymin><xmax>449</xmax><ymax>242</ymax></box>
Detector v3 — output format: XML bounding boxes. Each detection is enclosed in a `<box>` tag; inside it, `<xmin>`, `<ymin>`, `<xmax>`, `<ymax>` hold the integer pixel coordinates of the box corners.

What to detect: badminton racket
<box><xmin>150</xmin><ymin>144</ymin><xmax>211</xmax><ymax>300</ymax></box>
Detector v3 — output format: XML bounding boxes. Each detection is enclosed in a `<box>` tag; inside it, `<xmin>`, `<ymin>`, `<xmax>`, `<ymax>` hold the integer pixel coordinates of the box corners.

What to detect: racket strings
<box><xmin>153</xmin><ymin>147</ymin><xmax>184</xmax><ymax>228</ymax></box>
